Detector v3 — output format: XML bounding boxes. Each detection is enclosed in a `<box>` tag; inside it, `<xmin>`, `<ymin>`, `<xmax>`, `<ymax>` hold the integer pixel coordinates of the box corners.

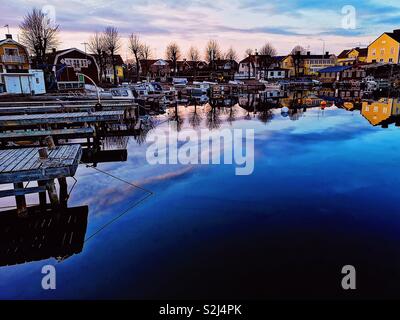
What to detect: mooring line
<box><xmin>76</xmin><ymin>161</ymin><xmax>155</xmax><ymax>243</ymax></box>
<box><xmin>81</xmin><ymin>161</ymin><xmax>154</xmax><ymax>195</ymax></box>
<box><xmin>83</xmin><ymin>192</ymin><xmax>153</xmax><ymax>243</ymax></box>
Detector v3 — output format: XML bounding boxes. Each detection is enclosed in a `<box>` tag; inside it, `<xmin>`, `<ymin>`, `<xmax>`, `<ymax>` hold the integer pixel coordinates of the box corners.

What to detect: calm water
<box><xmin>1</xmin><ymin>100</ymin><xmax>400</xmax><ymax>299</ymax></box>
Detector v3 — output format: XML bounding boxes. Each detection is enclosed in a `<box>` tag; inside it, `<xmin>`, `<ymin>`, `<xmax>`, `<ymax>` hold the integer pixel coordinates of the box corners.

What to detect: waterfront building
<box><xmin>103</xmin><ymin>54</ymin><xmax>124</xmax><ymax>84</ymax></box>
<box><xmin>337</xmin><ymin>47</ymin><xmax>368</xmax><ymax>65</ymax></box>
<box><xmin>367</xmin><ymin>29</ymin><xmax>400</xmax><ymax>64</ymax></box>
<box><xmin>236</xmin><ymin>54</ymin><xmax>286</xmax><ymax>80</ymax></box>
<box><xmin>46</xmin><ymin>48</ymin><xmax>100</xmax><ymax>90</ymax></box>
<box><xmin>0</xmin><ymin>34</ymin><xmax>30</xmax><ymax>73</ymax></box>
<box><xmin>0</xmin><ymin>34</ymin><xmax>46</xmax><ymax>95</ymax></box>
<box><xmin>281</xmin><ymin>52</ymin><xmax>337</xmax><ymax>77</ymax></box>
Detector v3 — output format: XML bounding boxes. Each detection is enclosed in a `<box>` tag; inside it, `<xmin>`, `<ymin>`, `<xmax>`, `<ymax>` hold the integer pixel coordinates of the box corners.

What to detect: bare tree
<box><xmin>259</xmin><ymin>42</ymin><xmax>277</xmax><ymax>56</ymax></box>
<box><xmin>188</xmin><ymin>46</ymin><xmax>200</xmax><ymax>61</ymax></box>
<box><xmin>257</xmin><ymin>43</ymin><xmax>277</xmax><ymax>80</ymax></box>
<box><xmin>103</xmin><ymin>26</ymin><xmax>121</xmax><ymax>85</ymax></box>
<box><xmin>188</xmin><ymin>46</ymin><xmax>200</xmax><ymax>80</ymax></box>
<box><xmin>165</xmin><ymin>42</ymin><xmax>181</xmax><ymax>76</ymax></box>
<box><xmin>291</xmin><ymin>45</ymin><xmax>306</xmax><ymax>55</ymax></box>
<box><xmin>88</xmin><ymin>32</ymin><xmax>106</xmax><ymax>83</ymax></box>
<box><xmin>245</xmin><ymin>48</ymin><xmax>253</xmax><ymax>58</ymax></box>
<box><xmin>205</xmin><ymin>40</ymin><xmax>221</xmax><ymax>65</ymax></box>
<box><xmin>225</xmin><ymin>47</ymin><xmax>238</xmax><ymax>61</ymax></box>
<box><xmin>128</xmin><ymin>34</ymin><xmax>142</xmax><ymax>82</ymax></box>
<box><xmin>140</xmin><ymin>44</ymin><xmax>152</xmax><ymax>60</ymax></box>
<box><xmin>19</xmin><ymin>8</ymin><xmax>59</xmax><ymax>72</ymax></box>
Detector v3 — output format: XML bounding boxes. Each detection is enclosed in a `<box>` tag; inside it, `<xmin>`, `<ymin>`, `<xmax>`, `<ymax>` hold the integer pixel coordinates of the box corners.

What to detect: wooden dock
<box><xmin>0</xmin><ymin>102</ymin><xmax>137</xmax><ymax>115</ymax></box>
<box><xmin>0</xmin><ymin>144</ymin><xmax>82</xmax><ymax>184</ymax></box>
<box><xmin>0</xmin><ymin>144</ymin><xmax>82</xmax><ymax>215</ymax></box>
<box><xmin>0</xmin><ymin>127</ymin><xmax>94</xmax><ymax>142</ymax></box>
<box><xmin>0</xmin><ymin>111</ymin><xmax>124</xmax><ymax>128</ymax></box>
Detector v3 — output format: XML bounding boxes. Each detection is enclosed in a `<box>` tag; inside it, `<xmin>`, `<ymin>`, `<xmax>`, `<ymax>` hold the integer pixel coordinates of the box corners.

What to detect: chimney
<box><xmin>307</xmin><ymin>51</ymin><xmax>310</xmax><ymax>56</ymax></box>
<box><xmin>5</xmin><ymin>34</ymin><xmax>12</xmax><ymax>39</ymax></box>
<box><xmin>394</xmin><ymin>29</ymin><xmax>400</xmax><ymax>34</ymax></box>
<box><xmin>325</xmin><ymin>51</ymin><xmax>329</xmax><ymax>56</ymax></box>
<box><xmin>52</xmin><ymin>48</ymin><xmax>56</xmax><ymax>53</ymax></box>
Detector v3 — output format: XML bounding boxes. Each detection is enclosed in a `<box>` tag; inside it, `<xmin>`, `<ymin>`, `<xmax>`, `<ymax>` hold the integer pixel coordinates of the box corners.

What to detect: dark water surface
<box><xmin>1</xmin><ymin>103</ymin><xmax>400</xmax><ymax>299</ymax></box>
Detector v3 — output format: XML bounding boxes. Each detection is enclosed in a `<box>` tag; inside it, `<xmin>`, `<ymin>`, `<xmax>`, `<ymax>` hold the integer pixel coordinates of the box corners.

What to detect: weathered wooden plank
<box><xmin>11</xmin><ymin>148</ymin><xmax>39</xmax><ymax>172</ymax></box>
<box><xmin>0</xmin><ymin>149</ymin><xmax>19</xmax><ymax>167</ymax></box>
<box><xmin>3</xmin><ymin>147</ymin><xmax>36</xmax><ymax>173</ymax></box>
<box><xmin>0</xmin><ymin>186</ymin><xmax>47</xmax><ymax>197</ymax></box>
<box><xmin>0</xmin><ymin>111</ymin><xmax>124</xmax><ymax>127</ymax></box>
<box><xmin>0</xmin><ymin>148</ymin><xmax>32</xmax><ymax>172</ymax></box>
<box><xmin>0</xmin><ymin>127</ymin><xmax>94</xmax><ymax>140</ymax></box>
<box><xmin>0</xmin><ymin>145</ymin><xmax>82</xmax><ymax>184</ymax></box>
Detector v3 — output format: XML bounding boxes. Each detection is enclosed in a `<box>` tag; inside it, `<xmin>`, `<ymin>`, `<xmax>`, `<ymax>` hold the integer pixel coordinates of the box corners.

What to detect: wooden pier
<box><xmin>0</xmin><ymin>111</ymin><xmax>124</xmax><ymax>128</ymax></box>
<box><xmin>0</xmin><ymin>144</ymin><xmax>82</xmax><ymax>215</ymax></box>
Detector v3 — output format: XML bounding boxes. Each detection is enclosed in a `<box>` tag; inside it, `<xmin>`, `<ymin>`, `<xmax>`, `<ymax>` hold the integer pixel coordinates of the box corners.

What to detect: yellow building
<box><xmin>362</xmin><ymin>98</ymin><xmax>400</xmax><ymax>126</ymax></box>
<box><xmin>367</xmin><ymin>30</ymin><xmax>400</xmax><ymax>64</ymax></box>
<box><xmin>281</xmin><ymin>52</ymin><xmax>336</xmax><ymax>77</ymax></box>
<box><xmin>0</xmin><ymin>34</ymin><xmax>30</xmax><ymax>73</ymax></box>
<box><xmin>337</xmin><ymin>47</ymin><xmax>368</xmax><ymax>65</ymax></box>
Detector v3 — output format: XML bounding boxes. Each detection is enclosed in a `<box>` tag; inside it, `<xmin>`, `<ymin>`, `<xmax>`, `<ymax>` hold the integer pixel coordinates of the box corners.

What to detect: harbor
<box><xmin>1</xmin><ymin>1</ymin><xmax>400</xmax><ymax>304</ymax></box>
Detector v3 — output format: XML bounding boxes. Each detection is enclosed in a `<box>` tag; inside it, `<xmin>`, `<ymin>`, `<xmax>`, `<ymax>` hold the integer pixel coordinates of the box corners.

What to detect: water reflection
<box><xmin>0</xmin><ymin>203</ymin><xmax>88</xmax><ymax>267</ymax></box>
<box><xmin>361</xmin><ymin>98</ymin><xmax>400</xmax><ymax>127</ymax></box>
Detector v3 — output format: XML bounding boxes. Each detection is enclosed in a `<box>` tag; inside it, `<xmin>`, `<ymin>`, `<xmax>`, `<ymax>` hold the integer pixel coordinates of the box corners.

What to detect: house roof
<box><xmin>239</xmin><ymin>55</ymin><xmax>284</xmax><ymax>64</ymax></box>
<box><xmin>318</xmin><ymin>66</ymin><xmax>352</xmax><ymax>73</ymax></box>
<box><xmin>385</xmin><ymin>30</ymin><xmax>400</xmax><ymax>43</ymax></box>
<box><xmin>338</xmin><ymin>48</ymin><xmax>368</xmax><ymax>59</ymax></box>
<box><xmin>338</xmin><ymin>49</ymin><xmax>351</xmax><ymax>59</ymax></box>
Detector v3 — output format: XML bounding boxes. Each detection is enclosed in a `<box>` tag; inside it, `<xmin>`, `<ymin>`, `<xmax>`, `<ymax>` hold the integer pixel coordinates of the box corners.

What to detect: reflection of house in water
<box><xmin>318</xmin><ymin>87</ymin><xmax>364</xmax><ymax>103</ymax></box>
<box><xmin>0</xmin><ymin>204</ymin><xmax>88</xmax><ymax>267</ymax></box>
<box><xmin>362</xmin><ymin>98</ymin><xmax>400</xmax><ymax>127</ymax></box>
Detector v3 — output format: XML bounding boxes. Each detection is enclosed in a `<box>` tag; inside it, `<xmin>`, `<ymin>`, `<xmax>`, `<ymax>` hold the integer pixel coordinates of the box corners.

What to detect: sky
<box><xmin>0</xmin><ymin>0</ymin><xmax>400</xmax><ymax>61</ymax></box>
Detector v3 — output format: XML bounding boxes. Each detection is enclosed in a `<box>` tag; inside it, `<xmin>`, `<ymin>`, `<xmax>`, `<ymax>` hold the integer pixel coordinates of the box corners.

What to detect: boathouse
<box><xmin>46</xmin><ymin>48</ymin><xmax>100</xmax><ymax>91</ymax></box>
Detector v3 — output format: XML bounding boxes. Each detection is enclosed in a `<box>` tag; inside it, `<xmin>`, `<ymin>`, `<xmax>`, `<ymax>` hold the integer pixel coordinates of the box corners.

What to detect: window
<box><xmin>365</xmin><ymin>106</ymin><xmax>369</xmax><ymax>111</ymax></box>
<box><xmin>391</xmin><ymin>47</ymin><xmax>395</xmax><ymax>54</ymax></box>
<box><xmin>389</xmin><ymin>58</ymin><xmax>393</xmax><ymax>63</ymax></box>
<box><xmin>372</xmin><ymin>49</ymin><xmax>376</xmax><ymax>56</ymax></box>
<box><xmin>383</xmin><ymin>107</ymin><xmax>388</xmax><ymax>114</ymax></box>
<box><xmin>380</xmin><ymin>49</ymin><xmax>385</xmax><ymax>55</ymax></box>
<box><xmin>4</xmin><ymin>48</ymin><xmax>18</xmax><ymax>56</ymax></box>
<box><xmin>373</xmin><ymin>106</ymin><xmax>378</xmax><ymax>112</ymax></box>
<box><xmin>380</xmin><ymin>59</ymin><xmax>384</xmax><ymax>62</ymax></box>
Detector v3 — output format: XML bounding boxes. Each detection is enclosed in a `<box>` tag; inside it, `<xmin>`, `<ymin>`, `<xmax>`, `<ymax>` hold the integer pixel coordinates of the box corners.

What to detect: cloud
<box><xmin>1</xmin><ymin>0</ymin><xmax>399</xmax><ymax>57</ymax></box>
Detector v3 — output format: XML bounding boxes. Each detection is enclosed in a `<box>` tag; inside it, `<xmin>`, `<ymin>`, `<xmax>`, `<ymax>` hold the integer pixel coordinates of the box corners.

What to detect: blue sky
<box><xmin>0</xmin><ymin>0</ymin><xmax>399</xmax><ymax>60</ymax></box>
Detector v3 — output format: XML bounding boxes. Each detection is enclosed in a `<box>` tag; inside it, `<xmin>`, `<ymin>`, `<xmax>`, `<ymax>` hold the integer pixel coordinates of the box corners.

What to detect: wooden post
<box><xmin>45</xmin><ymin>136</ymin><xmax>56</xmax><ymax>149</ymax></box>
<box><xmin>14</xmin><ymin>182</ymin><xmax>27</xmax><ymax>217</ymax></box>
<box><xmin>46</xmin><ymin>180</ymin><xmax>59</xmax><ymax>206</ymax></box>
<box><xmin>58</xmin><ymin>177</ymin><xmax>68</xmax><ymax>207</ymax></box>
<box><xmin>38</xmin><ymin>147</ymin><xmax>48</xmax><ymax>160</ymax></box>
<box><xmin>38</xmin><ymin>180</ymin><xmax>47</xmax><ymax>209</ymax></box>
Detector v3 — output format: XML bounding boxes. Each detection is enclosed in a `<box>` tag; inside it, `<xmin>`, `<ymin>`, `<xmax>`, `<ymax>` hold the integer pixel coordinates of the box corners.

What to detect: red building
<box><xmin>47</xmin><ymin>48</ymin><xmax>100</xmax><ymax>90</ymax></box>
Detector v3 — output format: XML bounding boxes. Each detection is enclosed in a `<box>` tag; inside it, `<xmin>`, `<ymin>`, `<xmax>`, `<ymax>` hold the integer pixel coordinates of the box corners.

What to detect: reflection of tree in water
<box><xmin>288</xmin><ymin>107</ymin><xmax>303</xmax><ymax>121</ymax></box>
<box><xmin>102</xmin><ymin>135</ymin><xmax>129</xmax><ymax>150</ymax></box>
<box><xmin>206</xmin><ymin>104</ymin><xmax>222</xmax><ymax>130</ymax></box>
<box><xmin>189</xmin><ymin>104</ymin><xmax>203</xmax><ymax>129</ymax></box>
<box><xmin>167</xmin><ymin>104</ymin><xmax>184</xmax><ymax>132</ymax></box>
<box><xmin>134</xmin><ymin>118</ymin><xmax>156</xmax><ymax>145</ymax></box>
<box><xmin>258</xmin><ymin>108</ymin><xmax>273</xmax><ymax>124</ymax></box>
<box><xmin>227</xmin><ymin>107</ymin><xmax>237</xmax><ymax>125</ymax></box>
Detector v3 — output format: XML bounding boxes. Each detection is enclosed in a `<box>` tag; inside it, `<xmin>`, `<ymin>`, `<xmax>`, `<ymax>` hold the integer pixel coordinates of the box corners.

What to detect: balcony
<box><xmin>1</xmin><ymin>55</ymin><xmax>26</xmax><ymax>64</ymax></box>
